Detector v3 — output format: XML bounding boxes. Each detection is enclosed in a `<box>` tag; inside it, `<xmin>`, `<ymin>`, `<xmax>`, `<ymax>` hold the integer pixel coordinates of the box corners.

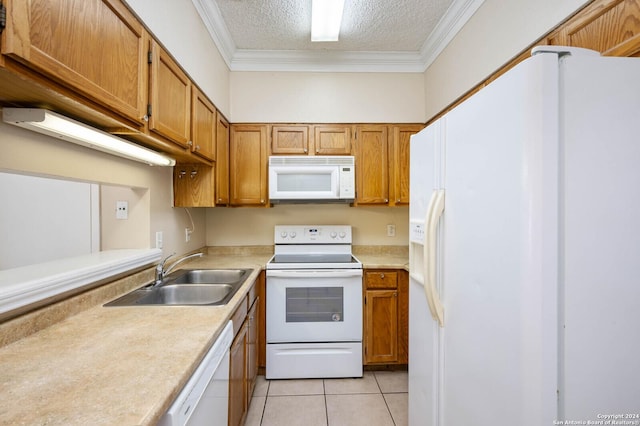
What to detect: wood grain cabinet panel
<box><xmin>228</xmin><ymin>320</ymin><xmax>248</xmax><ymax>426</ymax></box>
<box><xmin>230</xmin><ymin>124</ymin><xmax>269</xmax><ymax>206</ymax></box>
<box><xmin>1</xmin><ymin>0</ymin><xmax>148</xmax><ymax>124</ymax></box>
<box><xmin>389</xmin><ymin>125</ymin><xmax>423</xmax><ymax>206</ymax></box>
<box><xmin>272</xmin><ymin>125</ymin><xmax>310</xmax><ymax>154</ymax></box>
<box><xmin>313</xmin><ymin>125</ymin><xmax>352</xmax><ymax>155</ymax></box>
<box><xmin>355</xmin><ymin>125</ymin><xmax>389</xmax><ymax>204</ymax></box>
<box><xmin>215</xmin><ymin>112</ymin><xmax>231</xmax><ymax>205</ymax></box>
<box><xmin>363</xmin><ymin>269</ymin><xmax>408</xmax><ymax>365</ymax></box>
<box><xmin>190</xmin><ymin>87</ymin><xmax>216</xmax><ymax>161</ymax></box>
<box><xmin>148</xmin><ymin>40</ymin><xmax>191</xmax><ymax>148</ymax></box>
<box><xmin>172</xmin><ymin>164</ymin><xmax>214</xmax><ymax>207</ymax></box>
<box><xmin>549</xmin><ymin>0</ymin><xmax>640</xmax><ymax>57</ymax></box>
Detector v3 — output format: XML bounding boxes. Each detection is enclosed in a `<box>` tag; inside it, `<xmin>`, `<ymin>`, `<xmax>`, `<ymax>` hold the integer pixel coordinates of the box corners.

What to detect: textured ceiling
<box><xmin>191</xmin><ymin>0</ymin><xmax>484</xmax><ymax>72</ymax></box>
<box><xmin>215</xmin><ymin>0</ymin><xmax>453</xmax><ymax>51</ymax></box>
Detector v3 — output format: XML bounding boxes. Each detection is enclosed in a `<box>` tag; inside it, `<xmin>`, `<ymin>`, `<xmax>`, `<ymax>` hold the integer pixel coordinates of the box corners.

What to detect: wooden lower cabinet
<box><xmin>228</xmin><ymin>320</ymin><xmax>247</xmax><ymax>426</ymax></box>
<box><xmin>228</xmin><ymin>288</ymin><xmax>260</xmax><ymax>426</ymax></box>
<box><xmin>363</xmin><ymin>269</ymin><xmax>409</xmax><ymax>365</ymax></box>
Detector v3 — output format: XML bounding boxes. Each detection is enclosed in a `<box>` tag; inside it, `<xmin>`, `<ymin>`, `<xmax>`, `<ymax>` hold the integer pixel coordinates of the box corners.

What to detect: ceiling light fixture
<box><xmin>311</xmin><ymin>0</ymin><xmax>345</xmax><ymax>42</ymax></box>
<box><xmin>2</xmin><ymin>108</ymin><xmax>176</xmax><ymax>166</ymax></box>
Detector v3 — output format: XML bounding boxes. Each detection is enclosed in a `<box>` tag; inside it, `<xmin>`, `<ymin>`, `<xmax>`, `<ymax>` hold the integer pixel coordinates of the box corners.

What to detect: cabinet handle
<box><xmin>380</xmin><ymin>273</ymin><xmax>385</xmax><ymax>279</ymax></box>
<box><xmin>142</xmin><ymin>115</ymin><xmax>149</xmax><ymax>122</ymax></box>
<box><xmin>196</xmin><ymin>145</ymin><xmax>201</xmax><ymax>151</ymax></box>
<box><xmin>190</xmin><ymin>170</ymin><xmax>198</xmax><ymax>178</ymax></box>
<box><xmin>178</xmin><ymin>170</ymin><xmax>187</xmax><ymax>179</ymax></box>
<box><xmin>384</xmin><ymin>198</ymin><xmax>389</xmax><ymax>203</ymax></box>
<box><xmin>394</xmin><ymin>292</ymin><xmax>397</xmax><ymax>297</ymax></box>
<box><xmin>187</xmin><ymin>140</ymin><xmax>193</xmax><ymax>147</ymax></box>
<box><xmin>260</xmin><ymin>199</ymin><xmax>265</xmax><ymax>204</ymax></box>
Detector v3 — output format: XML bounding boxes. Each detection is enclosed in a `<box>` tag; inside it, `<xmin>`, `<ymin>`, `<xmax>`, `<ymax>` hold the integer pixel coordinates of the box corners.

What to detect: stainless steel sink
<box><xmin>105</xmin><ymin>268</ymin><xmax>254</xmax><ymax>306</ymax></box>
<box><xmin>171</xmin><ymin>269</ymin><xmax>249</xmax><ymax>284</ymax></box>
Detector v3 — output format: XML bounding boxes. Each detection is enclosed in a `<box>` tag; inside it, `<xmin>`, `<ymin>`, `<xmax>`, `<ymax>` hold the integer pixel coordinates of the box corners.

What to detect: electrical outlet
<box><xmin>387</xmin><ymin>224</ymin><xmax>396</xmax><ymax>237</ymax></box>
<box><xmin>116</xmin><ymin>201</ymin><xmax>128</xmax><ymax>220</ymax></box>
<box><xmin>155</xmin><ymin>231</ymin><xmax>163</xmax><ymax>249</ymax></box>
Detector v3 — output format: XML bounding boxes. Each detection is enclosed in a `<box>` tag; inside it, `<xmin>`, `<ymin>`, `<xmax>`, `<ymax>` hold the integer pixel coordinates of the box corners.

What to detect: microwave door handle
<box><xmin>266</xmin><ymin>270</ymin><xmax>362</xmax><ymax>279</ymax></box>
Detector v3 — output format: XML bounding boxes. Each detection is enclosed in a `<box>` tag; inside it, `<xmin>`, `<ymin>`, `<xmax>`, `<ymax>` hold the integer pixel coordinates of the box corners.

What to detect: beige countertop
<box><xmin>0</xmin><ymin>248</ymin><xmax>407</xmax><ymax>425</ymax></box>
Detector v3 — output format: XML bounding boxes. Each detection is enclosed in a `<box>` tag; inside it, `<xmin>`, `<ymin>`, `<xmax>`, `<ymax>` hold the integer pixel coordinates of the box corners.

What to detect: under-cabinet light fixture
<box><xmin>2</xmin><ymin>108</ymin><xmax>176</xmax><ymax>166</ymax></box>
<box><xmin>311</xmin><ymin>0</ymin><xmax>345</xmax><ymax>42</ymax></box>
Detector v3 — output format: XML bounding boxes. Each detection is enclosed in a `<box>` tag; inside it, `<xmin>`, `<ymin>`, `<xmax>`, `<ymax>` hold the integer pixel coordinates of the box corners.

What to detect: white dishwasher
<box><xmin>159</xmin><ymin>320</ymin><xmax>233</xmax><ymax>426</ymax></box>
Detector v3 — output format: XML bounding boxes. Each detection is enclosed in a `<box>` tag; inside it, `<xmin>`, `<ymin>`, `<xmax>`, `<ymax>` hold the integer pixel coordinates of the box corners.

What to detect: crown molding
<box><xmin>230</xmin><ymin>50</ymin><xmax>426</xmax><ymax>73</ymax></box>
<box><xmin>192</xmin><ymin>0</ymin><xmax>484</xmax><ymax>73</ymax></box>
<box><xmin>420</xmin><ymin>0</ymin><xmax>485</xmax><ymax>69</ymax></box>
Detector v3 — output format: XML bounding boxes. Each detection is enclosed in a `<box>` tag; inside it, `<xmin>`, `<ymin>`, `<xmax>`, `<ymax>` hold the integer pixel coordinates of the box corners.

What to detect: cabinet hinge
<box><xmin>0</xmin><ymin>2</ymin><xmax>6</xmax><ymax>33</ymax></box>
<box><xmin>147</xmin><ymin>50</ymin><xmax>153</xmax><ymax>64</ymax></box>
<box><xmin>146</xmin><ymin>104</ymin><xmax>152</xmax><ymax>118</ymax></box>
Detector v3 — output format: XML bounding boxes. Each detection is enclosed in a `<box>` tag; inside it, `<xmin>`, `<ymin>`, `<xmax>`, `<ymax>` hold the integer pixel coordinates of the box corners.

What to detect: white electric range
<box><xmin>265</xmin><ymin>225</ymin><xmax>363</xmax><ymax>379</ymax></box>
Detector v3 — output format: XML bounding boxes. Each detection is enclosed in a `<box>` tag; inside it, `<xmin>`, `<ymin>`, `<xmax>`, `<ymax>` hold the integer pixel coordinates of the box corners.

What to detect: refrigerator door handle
<box><xmin>425</xmin><ymin>189</ymin><xmax>445</xmax><ymax>327</ymax></box>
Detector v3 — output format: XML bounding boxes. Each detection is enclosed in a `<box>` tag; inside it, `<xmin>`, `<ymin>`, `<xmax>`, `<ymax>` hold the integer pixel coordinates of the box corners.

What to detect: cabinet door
<box><xmin>364</xmin><ymin>289</ymin><xmax>399</xmax><ymax>364</ymax></box>
<box><xmin>190</xmin><ymin>87</ymin><xmax>216</xmax><ymax>161</ymax></box>
<box><xmin>1</xmin><ymin>0</ymin><xmax>148</xmax><ymax>124</ymax></box>
<box><xmin>246</xmin><ymin>299</ymin><xmax>259</xmax><ymax>401</ymax></box>
<box><xmin>148</xmin><ymin>40</ymin><xmax>191</xmax><ymax>148</ymax></box>
<box><xmin>272</xmin><ymin>125</ymin><xmax>310</xmax><ymax>154</ymax></box>
<box><xmin>173</xmin><ymin>164</ymin><xmax>214</xmax><ymax>207</ymax></box>
<box><xmin>313</xmin><ymin>125</ymin><xmax>352</xmax><ymax>155</ymax></box>
<box><xmin>215</xmin><ymin>112</ymin><xmax>230</xmax><ymax>205</ymax></box>
<box><xmin>355</xmin><ymin>125</ymin><xmax>389</xmax><ymax>204</ymax></box>
<box><xmin>230</xmin><ymin>125</ymin><xmax>268</xmax><ymax>206</ymax></box>
<box><xmin>229</xmin><ymin>321</ymin><xmax>248</xmax><ymax>426</ymax></box>
<box><xmin>389</xmin><ymin>125</ymin><xmax>423</xmax><ymax>206</ymax></box>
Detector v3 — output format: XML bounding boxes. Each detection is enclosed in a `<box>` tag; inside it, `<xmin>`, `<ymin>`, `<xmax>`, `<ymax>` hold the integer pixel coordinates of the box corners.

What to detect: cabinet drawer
<box><xmin>231</xmin><ymin>295</ymin><xmax>248</xmax><ymax>336</ymax></box>
<box><xmin>365</xmin><ymin>271</ymin><xmax>398</xmax><ymax>289</ymax></box>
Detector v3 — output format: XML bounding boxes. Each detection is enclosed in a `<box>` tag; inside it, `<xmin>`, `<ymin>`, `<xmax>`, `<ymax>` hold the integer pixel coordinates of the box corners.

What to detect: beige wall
<box><xmin>230</xmin><ymin>72</ymin><xmax>425</xmax><ymax>123</ymax></box>
<box><xmin>0</xmin><ymin>117</ymin><xmax>206</xmax><ymax>259</ymax></box>
<box><xmin>424</xmin><ymin>0</ymin><xmax>590</xmax><ymax>120</ymax></box>
<box><xmin>124</xmin><ymin>0</ymin><xmax>231</xmax><ymax>117</ymax></box>
<box><xmin>206</xmin><ymin>205</ymin><xmax>409</xmax><ymax>247</ymax></box>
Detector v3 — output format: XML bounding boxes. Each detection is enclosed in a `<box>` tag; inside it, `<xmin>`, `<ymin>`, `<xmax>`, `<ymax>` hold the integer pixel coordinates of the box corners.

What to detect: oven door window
<box><xmin>286</xmin><ymin>287</ymin><xmax>343</xmax><ymax>323</ymax></box>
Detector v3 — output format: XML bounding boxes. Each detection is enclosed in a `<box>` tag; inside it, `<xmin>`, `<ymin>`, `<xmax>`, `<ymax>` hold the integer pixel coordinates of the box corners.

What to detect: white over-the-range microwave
<box><xmin>268</xmin><ymin>156</ymin><xmax>355</xmax><ymax>203</ymax></box>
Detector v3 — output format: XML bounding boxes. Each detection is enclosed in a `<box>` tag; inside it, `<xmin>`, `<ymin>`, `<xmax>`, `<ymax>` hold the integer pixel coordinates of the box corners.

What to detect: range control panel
<box><xmin>274</xmin><ymin>225</ymin><xmax>352</xmax><ymax>244</ymax></box>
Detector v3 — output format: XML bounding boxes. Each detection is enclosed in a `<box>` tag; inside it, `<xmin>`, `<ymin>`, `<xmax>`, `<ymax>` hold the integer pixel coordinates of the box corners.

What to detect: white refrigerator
<box><xmin>409</xmin><ymin>46</ymin><xmax>640</xmax><ymax>426</ymax></box>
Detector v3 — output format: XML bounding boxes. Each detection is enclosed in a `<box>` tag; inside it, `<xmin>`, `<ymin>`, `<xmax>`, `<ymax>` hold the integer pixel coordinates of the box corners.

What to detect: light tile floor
<box><xmin>244</xmin><ymin>370</ymin><xmax>408</xmax><ymax>426</ymax></box>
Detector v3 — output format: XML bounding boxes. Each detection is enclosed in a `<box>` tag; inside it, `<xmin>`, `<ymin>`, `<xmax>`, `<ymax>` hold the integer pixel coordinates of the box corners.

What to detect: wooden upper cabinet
<box><xmin>216</xmin><ymin>112</ymin><xmax>231</xmax><ymax>206</ymax></box>
<box><xmin>173</xmin><ymin>163</ymin><xmax>215</xmax><ymax>207</ymax></box>
<box><xmin>313</xmin><ymin>125</ymin><xmax>352</xmax><ymax>155</ymax></box>
<box><xmin>389</xmin><ymin>125</ymin><xmax>423</xmax><ymax>206</ymax></box>
<box><xmin>1</xmin><ymin>0</ymin><xmax>148</xmax><ymax>125</ymax></box>
<box><xmin>191</xmin><ymin>87</ymin><xmax>216</xmax><ymax>161</ymax></box>
<box><xmin>230</xmin><ymin>124</ymin><xmax>269</xmax><ymax>206</ymax></box>
<box><xmin>548</xmin><ymin>0</ymin><xmax>640</xmax><ymax>57</ymax></box>
<box><xmin>272</xmin><ymin>125</ymin><xmax>310</xmax><ymax>154</ymax></box>
<box><xmin>355</xmin><ymin>125</ymin><xmax>389</xmax><ymax>204</ymax></box>
<box><xmin>148</xmin><ymin>40</ymin><xmax>191</xmax><ymax>149</ymax></box>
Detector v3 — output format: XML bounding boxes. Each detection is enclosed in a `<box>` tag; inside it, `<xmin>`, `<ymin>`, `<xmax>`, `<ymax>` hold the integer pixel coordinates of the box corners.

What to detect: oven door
<box><xmin>266</xmin><ymin>269</ymin><xmax>363</xmax><ymax>343</ymax></box>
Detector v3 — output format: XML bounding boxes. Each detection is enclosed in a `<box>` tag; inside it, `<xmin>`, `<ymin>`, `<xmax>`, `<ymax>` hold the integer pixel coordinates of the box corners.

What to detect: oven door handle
<box><xmin>266</xmin><ymin>270</ymin><xmax>363</xmax><ymax>279</ymax></box>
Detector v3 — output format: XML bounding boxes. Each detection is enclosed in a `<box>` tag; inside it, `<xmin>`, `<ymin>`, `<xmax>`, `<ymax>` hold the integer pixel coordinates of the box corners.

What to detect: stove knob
<box><xmin>339</xmin><ymin>232</ymin><xmax>346</xmax><ymax>239</ymax></box>
<box><xmin>280</xmin><ymin>231</ymin><xmax>288</xmax><ymax>239</ymax></box>
<box><xmin>290</xmin><ymin>231</ymin><xmax>297</xmax><ymax>238</ymax></box>
<box><xmin>330</xmin><ymin>232</ymin><xmax>337</xmax><ymax>239</ymax></box>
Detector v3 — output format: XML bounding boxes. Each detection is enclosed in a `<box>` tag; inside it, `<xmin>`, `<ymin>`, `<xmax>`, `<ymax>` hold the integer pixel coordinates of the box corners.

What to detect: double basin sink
<box><xmin>106</xmin><ymin>268</ymin><xmax>253</xmax><ymax>306</ymax></box>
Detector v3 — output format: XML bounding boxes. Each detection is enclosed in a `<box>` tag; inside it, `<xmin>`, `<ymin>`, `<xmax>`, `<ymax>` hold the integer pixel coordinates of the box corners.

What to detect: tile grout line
<box><xmin>374</xmin><ymin>372</ymin><xmax>399</xmax><ymax>426</ymax></box>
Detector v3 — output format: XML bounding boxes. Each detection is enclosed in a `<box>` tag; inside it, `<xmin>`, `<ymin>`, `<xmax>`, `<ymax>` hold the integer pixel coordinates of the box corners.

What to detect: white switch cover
<box><xmin>155</xmin><ymin>231</ymin><xmax>163</xmax><ymax>249</ymax></box>
<box><xmin>116</xmin><ymin>201</ymin><xmax>128</xmax><ymax>220</ymax></box>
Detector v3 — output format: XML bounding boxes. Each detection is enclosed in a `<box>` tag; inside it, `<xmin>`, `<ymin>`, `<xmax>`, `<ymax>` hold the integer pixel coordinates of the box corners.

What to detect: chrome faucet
<box><xmin>153</xmin><ymin>252</ymin><xmax>203</xmax><ymax>286</ymax></box>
